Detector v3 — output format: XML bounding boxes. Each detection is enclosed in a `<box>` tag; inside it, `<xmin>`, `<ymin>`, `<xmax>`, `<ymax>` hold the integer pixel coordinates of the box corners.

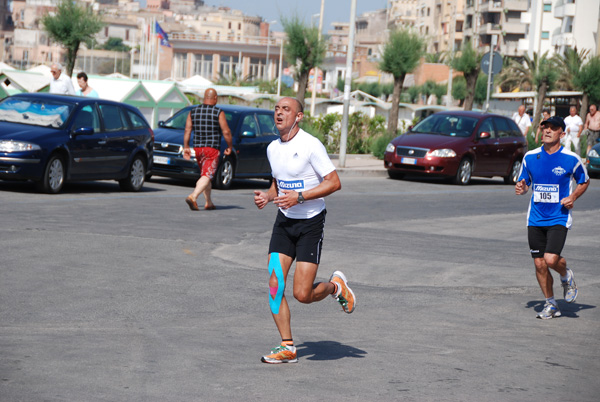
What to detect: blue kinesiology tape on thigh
<box><xmin>268</xmin><ymin>253</ymin><xmax>285</xmax><ymax>314</ymax></box>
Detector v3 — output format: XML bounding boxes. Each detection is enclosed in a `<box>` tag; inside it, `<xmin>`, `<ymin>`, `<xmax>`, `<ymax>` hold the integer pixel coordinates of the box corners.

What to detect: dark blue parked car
<box><xmin>152</xmin><ymin>104</ymin><xmax>279</xmax><ymax>189</ymax></box>
<box><xmin>0</xmin><ymin>93</ymin><xmax>153</xmax><ymax>193</ymax></box>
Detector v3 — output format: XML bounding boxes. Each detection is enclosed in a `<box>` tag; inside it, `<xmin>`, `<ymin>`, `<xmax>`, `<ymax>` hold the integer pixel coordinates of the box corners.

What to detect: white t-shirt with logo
<box><xmin>267</xmin><ymin>129</ymin><xmax>336</xmax><ymax>219</ymax></box>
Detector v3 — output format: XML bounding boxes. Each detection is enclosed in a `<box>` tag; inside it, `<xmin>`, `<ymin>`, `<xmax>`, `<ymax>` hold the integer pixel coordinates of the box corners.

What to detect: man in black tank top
<box><xmin>183</xmin><ymin>88</ymin><xmax>233</xmax><ymax>210</ymax></box>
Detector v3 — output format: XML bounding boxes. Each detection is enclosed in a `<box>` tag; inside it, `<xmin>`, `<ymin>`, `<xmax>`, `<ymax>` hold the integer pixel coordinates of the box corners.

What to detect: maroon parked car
<box><xmin>384</xmin><ymin>111</ymin><xmax>527</xmax><ymax>185</ymax></box>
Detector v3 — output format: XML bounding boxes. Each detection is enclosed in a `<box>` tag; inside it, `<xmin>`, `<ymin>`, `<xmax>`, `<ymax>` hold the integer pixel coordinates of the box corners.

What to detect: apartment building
<box><xmin>521</xmin><ymin>0</ymin><xmax>562</xmax><ymax>57</ymax></box>
<box><xmin>551</xmin><ymin>0</ymin><xmax>599</xmax><ymax>56</ymax></box>
<box><xmin>389</xmin><ymin>0</ymin><xmax>418</xmax><ymax>27</ymax></box>
<box><xmin>463</xmin><ymin>0</ymin><xmax>528</xmax><ymax>57</ymax></box>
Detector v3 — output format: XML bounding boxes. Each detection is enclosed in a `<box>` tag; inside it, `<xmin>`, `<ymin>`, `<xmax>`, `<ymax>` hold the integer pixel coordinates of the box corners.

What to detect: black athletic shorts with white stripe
<box><xmin>268</xmin><ymin>210</ymin><xmax>326</xmax><ymax>264</ymax></box>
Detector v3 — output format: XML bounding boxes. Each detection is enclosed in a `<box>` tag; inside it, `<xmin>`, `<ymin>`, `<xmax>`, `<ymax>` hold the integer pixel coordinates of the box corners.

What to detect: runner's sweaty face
<box><xmin>274</xmin><ymin>98</ymin><xmax>302</xmax><ymax>135</ymax></box>
<box><xmin>541</xmin><ymin>124</ymin><xmax>564</xmax><ymax>145</ymax></box>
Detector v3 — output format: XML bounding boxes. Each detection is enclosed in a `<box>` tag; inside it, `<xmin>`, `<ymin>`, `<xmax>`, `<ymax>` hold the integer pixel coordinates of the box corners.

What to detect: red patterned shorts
<box><xmin>194</xmin><ymin>147</ymin><xmax>220</xmax><ymax>179</ymax></box>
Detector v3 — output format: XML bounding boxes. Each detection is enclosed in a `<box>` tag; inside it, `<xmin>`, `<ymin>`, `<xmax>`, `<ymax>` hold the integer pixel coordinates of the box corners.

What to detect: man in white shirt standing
<box><xmin>49</xmin><ymin>63</ymin><xmax>76</xmax><ymax>95</ymax></box>
<box><xmin>563</xmin><ymin>105</ymin><xmax>583</xmax><ymax>155</ymax></box>
<box><xmin>513</xmin><ymin>105</ymin><xmax>532</xmax><ymax>137</ymax></box>
<box><xmin>253</xmin><ymin>97</ymin><xmax>356</xmax><ymax>364</ymax></box>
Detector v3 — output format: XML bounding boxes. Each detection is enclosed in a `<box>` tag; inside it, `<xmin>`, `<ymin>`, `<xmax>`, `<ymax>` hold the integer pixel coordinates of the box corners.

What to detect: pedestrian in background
<box><xmin>564</xmin><ymin>105</ymin><xmax>583</xmax><ymax>156</ymax></box>
<box><xmin>182</xmin><ymin>88</ymin><xmax>233</xmax><ymax>211</ymax></box>
<box><xmin>76</xmin><ymin>72</ymin><xmax>99</xmax><ymax>97</ymax></box>
<box><xmin>49</xmin><ymin>63</ymin><xmax>76</xmax><ymax>95</ymax></box>
<box><xmin>583</xmin><ymin>104</ymin><xmax>600</xmax><ymax>159</ymax></box>
<box><xmin>513</xmin><ymin>105</ymin><xmax>532</xmax><ymax>137</ymax></box>
<box><xmin>535</xmin><ymin>109</ymin><xmax>551</xmax><ymax>143</ymax></box>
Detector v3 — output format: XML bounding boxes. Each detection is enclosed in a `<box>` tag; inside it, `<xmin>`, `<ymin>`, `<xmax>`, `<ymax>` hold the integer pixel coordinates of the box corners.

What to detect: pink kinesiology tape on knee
<box><xmin>270</xmin><ymin>287</ymin><xmax>278</xmax><ymax>296</ymax></box>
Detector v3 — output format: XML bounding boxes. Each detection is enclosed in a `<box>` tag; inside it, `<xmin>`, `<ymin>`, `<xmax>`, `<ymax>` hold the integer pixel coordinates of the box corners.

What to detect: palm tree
<box><xmin>574</xmin><ymin>56</ymin><xmax>600</xmax><ymax>114</ymax></box>
<box><xmin>379</xmin><ymin>27</ymin><xmax>426</xmax><ymax>134</ymax></box>
<box><xmin>498</xmin><ymin>52</ymin><xmax>559</xmax><ymax>130</ymax></box>
<box><xmin>555</xmin><ymin>48</ymin><xmax>591</xmax><ymax>119</ymax></box>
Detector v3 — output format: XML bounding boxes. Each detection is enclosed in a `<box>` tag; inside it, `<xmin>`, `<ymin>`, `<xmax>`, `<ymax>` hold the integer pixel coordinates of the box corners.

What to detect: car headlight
<box><xmin>427</xmin><ymin>149</ymin><xmax>456</xmax><ymax>158</ymax></box>
<box><xmin>385</xmin><ymin>143</ymin><xmax>395</xmax><ymax>153</ymax></box>
<box><xmin>0</xmin><ymin>140</ymin><xmax>41</xmax><ymax>152</ymax></box>
<box><xmin>588</xmin><ymin>149</ymin><xmax>599</xmax><ymax>158</ymax></box>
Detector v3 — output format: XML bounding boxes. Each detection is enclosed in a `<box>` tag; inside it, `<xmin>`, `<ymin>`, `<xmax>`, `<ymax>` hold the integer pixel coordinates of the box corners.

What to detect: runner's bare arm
<box><xmin>254</xmin><ymin>179</ymin><xmax>278</xmax><ymax>209</ymax></box>
<box><xmin>560</xmin><ymin>180</ymin><xmax>590</xmax><ymax>210</ymax></box>
<box><xmin>183</xmin><ymin>113</ymin><xmax>193</xmax><ymax>160</ymax></box>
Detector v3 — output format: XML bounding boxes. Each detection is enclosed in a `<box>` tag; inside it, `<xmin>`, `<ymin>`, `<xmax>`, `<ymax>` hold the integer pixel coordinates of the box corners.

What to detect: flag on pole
<box><xmin>155</xmin><ymin>22</ymin><xmax>171</xmax><ymax>48</ymax></box>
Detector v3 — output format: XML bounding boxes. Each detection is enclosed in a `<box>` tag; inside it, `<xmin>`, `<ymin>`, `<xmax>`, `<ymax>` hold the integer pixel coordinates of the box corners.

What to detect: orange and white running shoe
<box><xmin>261</xmin><ymin>343</ymin><xmax>297</xmax><ymax>364</ymax></box>
<box><xmin>330</xmin><ymin>270</ymin><xmax>356</xmax><ymax>313</ymax></box>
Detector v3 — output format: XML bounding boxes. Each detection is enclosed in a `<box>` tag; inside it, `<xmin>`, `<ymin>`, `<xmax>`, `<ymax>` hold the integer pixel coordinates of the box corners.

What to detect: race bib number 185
<box><xmin>533</xmin><ymin>184</ymin><xmax>559</xmax><ymax>203</ymax></box>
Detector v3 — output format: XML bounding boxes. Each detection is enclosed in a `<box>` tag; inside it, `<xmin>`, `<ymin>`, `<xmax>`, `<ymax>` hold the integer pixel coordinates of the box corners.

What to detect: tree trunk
<box><xmin>463</xmin><ymin>70</ymin><xmax>478</xmax><ymax>111</ymax></box>
<box><xmin>532</xmin><ymin>82</ymin><xmax>548</xmax><ymax>131</ymax></box>
<box><xmin>296</xmin><ymin>70</ymin><xmax>310</xmax><ymax>109</ymax></box>
<box><xmin>66</xmin><ymin>43</ymin><xmax>80</xmax><ymax>77</ymax></box>
<box><xmin>580</xmin><ymin>93</ymin><xmax>589</xmax><ymax>124</ymax></box>
<box><xmin>388</xmin><ymin>74</ymin><xmax>405</xmax><ymax>134</ymax></box>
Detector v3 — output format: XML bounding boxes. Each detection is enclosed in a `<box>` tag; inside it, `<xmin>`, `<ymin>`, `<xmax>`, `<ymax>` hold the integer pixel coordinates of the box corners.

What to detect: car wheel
<box><xmin>36</xmin><ymin>154</ymin><xmax>65</xmax><ymax>194</ymax></box>
<box><xmin>387</xmin><ymin>170</ymin><xmax>404</xmax><ymax>180</ymax></box>
<box><xmin>215</xmin><ymin>157</ymin><xmax>234</xmax><ymax>190</ymax></box>
<box><xmin>504</xmin><ymin>160</ymin><xmax>521</xmax><ymax>185</ymax></box>
<box><xmin>119</xmin><ymin>156</ymin><xmax>146</xmax><ymax>191</ymax></box>
<box><xmin>453</xmin><ymin>158</ymin><xmax>472</xmax><ymax>185</ymax></box>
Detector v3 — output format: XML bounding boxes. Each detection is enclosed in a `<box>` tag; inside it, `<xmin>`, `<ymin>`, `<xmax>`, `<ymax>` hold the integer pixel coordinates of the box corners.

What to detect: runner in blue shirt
<box><xmin>516</xmin><ymin>116</ymin><xmax>589</xmax><ymax>319</ymax></box>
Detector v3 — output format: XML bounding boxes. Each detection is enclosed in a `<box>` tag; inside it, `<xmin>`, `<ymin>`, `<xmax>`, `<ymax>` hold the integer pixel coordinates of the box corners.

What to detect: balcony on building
<box><xmin>479</xmin><ymin>0</ymin><xmax>503</xmax><ymax>13</ymax></box>
<box><xmin>503</xmin><ymin>0</ymin><xmax>529</xmax><ymax>12</ymax></box>
<box><xmin>502</xmin><ymin>21</ymin><xmax>527</xmax><ymax>35</ymax></box>
<box><xmin>554</xmin><ymin>0</ymin><xmax>577</xmax><ymax>19</ymax></box>
<box><xmin>478</xmin><ymin>22</ymin><xmax>502</xmax><ymax>35</ymax></box>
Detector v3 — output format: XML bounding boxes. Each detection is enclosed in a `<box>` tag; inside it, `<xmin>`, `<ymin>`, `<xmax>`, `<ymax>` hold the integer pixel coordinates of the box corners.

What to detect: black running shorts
<box><xmin>268</xmin><ymin>210</ymin><xmax>326</xmax><ymax>264</ymax></box>
<box><xmin>527</xmin><ymin>225</ymin><xmax>568</xmax><ymax>259</ymax></box>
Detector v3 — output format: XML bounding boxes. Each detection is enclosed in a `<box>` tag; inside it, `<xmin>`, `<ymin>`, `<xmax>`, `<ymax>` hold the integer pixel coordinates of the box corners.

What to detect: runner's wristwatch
<box><xmin>297</xmin><ymin>192</ymin><xmax>305</xmax><ymax>204</ymax></box>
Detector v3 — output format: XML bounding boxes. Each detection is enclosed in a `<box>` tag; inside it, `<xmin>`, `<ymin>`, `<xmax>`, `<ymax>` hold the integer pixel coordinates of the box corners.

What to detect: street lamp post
<box><xmin>310</xmin><ymin>0</ymin><xmax>325</xmax><ymax>117</ymax></box>
<box><xmin>339</xmin><ymin>0</ymin><xmax>357</xmax><ymax>168</ymax></box>
<box><xmin>265</xmin><ymin>20</ymin><xmax>277</xmax><ymax>81</ymax></box>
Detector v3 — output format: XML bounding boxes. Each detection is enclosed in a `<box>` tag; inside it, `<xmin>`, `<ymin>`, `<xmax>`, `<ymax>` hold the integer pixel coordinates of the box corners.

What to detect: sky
<box><xmin>207</xmin><ymin>0</ymin><xmax>383</xmax><ymax>33</ymax></box>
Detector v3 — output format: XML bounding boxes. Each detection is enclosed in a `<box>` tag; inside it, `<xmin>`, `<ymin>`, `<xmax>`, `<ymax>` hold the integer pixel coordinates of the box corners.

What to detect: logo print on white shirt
<box><xmin>552</xmin><ymin>166</ymin><xmax>566</xmax><ymax>176</ymax></box>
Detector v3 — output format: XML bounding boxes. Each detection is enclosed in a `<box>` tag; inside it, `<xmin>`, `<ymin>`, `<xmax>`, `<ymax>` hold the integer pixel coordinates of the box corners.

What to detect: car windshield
<box><xmin>412</xmin><ymin>114</ymin><xmax>478</xmax><ymax>137</ymax></box>
<box><xmin>0</xmin><ymin>97</ymin><xmax>73</xmax><ymax>128</ymax></box>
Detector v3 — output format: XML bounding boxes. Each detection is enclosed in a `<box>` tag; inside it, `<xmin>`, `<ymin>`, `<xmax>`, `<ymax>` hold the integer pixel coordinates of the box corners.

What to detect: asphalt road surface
<box><xmin>1</xmin><ymin>174</ymin><xmax>599</xmax><ymax>402</ymax></box>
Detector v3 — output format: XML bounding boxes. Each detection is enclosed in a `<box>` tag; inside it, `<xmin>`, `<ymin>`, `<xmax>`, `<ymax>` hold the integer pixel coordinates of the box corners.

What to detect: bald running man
<box><xmin>254</xmin><ymin>97</ymin><xmax>356</xmax><ymax>364</ymax></box>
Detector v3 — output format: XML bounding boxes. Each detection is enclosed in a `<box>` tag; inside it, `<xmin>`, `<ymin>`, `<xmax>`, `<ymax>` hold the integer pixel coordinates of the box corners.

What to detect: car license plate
<box><xmin>401</xmin><ymin>157</ymin><xmax>417</xmax><ymax>165</ymax></box>
<box><xmin>153</xmin><ymin>155</ymin><xmax>170</xmax><ymax>165</ymax></box>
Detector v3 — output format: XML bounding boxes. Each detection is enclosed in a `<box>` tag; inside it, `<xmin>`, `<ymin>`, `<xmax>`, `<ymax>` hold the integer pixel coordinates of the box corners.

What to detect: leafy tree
<box><xmin>451</xmin><ymin>40</ymin><xmax>484</xmax><ymax>111</ymax></box>
<box><xmin>100</xmin><ymin>37</ymin><xmax>131</xmax><ymax>52</ymax></box>
<box><xmin>452</xmin><ymin>75</ymin><xmax>467</xmax><ymax>106</ymax></box>
<box><xmin>379</xmin><ymin>27</ymin><xmax>426</xmax><ymax>134</ymax></box>
<box><xmin>407</xmin><ymin>86</ymin><xmax>420</xmax><ymax>104</ymax></box>
<box><xmin>41</xmin><ymin>0</ymin><xmax>104</xmax><ymax>76</ymax></box>
<box><xmin>498</xmin><ymin>52</ymin><xmax>559</xmax><ymax>129</ymax></box>
<box><xmin>474</xmin><ymin>74</ymin><xmax>489</xmax><ymax>106</ymax></box>
<box><xmin>433</xmin><ymin>83</ymin><xmax>447</xmax><ymax>105</ymax></box>
<box><xmin>282</xmin><ymin>16</ymin><xmax>327</xmax><ymax>106</ymax></box>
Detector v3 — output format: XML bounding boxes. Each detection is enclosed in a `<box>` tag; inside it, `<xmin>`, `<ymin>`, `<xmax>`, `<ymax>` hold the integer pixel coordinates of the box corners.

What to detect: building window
<box><xmin>541</xmin><ymin>31</ymin><xmax>549</xmax><ymax>39</ymax></box>
<box><xmin>193</xmin><ymin>54</ymin><xmax>213</xmax><ymax>79</ymax></box>
<box><xmin>238</xmin><ymin>23</ymin><xmax>241</xmax><ymax>30</ymax></box>
<box><xmin>228</xmin><ymin>22</ymin><xmax>232</xmax><ymax>29</ymax></box>
<box><xmin>105</xmin><ymin>27</ymin><xmax>108</xmax><ymax>36</ymax></box>
<box><xmin>543</xmin><ymin>4</ymin><xmax>551</xmax><ymax>12</ymax></box>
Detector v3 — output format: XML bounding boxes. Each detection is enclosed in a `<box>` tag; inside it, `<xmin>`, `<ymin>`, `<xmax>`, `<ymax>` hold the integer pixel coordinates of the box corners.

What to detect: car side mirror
<box><xmin>478</xmin><ymin>131</ymin><xmax>491</xmax><ymax>139</ymax></box>
<box><xmin>407</xmin><ymin>125</ymin><xmax>413</xmax><ymax>132</ymax></box>
<box><xmin>158</xmin><ymin>121</ymin><xmax>165</xmax><ymax>127</ymax></box>
<box><xmin>242</xmin><ymin>130</ymin><xmax>256</xmax><ymax>138</ymax></box>
<box><xmin>72</xmin><ymin>127</ymin><xmax>94</xmax><ymax>136</ymax></box>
